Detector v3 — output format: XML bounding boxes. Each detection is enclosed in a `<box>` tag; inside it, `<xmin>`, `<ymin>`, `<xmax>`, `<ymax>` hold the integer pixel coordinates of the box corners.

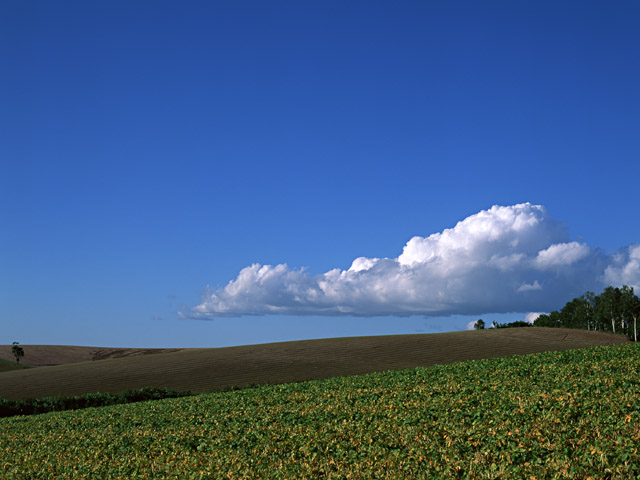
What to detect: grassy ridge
<box><xmin>0</xmin><ymin>328</ymin><xmax>627</xmax><ymax>401</ymax></box>
<box><xmin>0</xmin><ymin>358</ymin><xmax>30</xmax><ymax>372</ymax></box>
<box><xmin>1</xmin><ymin>343</ymin><xmax>638</xmax><ymax>479</ymax></box>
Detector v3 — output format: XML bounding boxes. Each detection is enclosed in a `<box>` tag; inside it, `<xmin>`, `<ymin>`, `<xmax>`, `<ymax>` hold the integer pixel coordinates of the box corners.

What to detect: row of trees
<box><xmin>534</xmin><ymin>285</ymin><xmax>640</xmax><ymax>342</ymax></box>
<box><xmin>474</xmin><ymin>319</ymin><xmax>533</xmax><ymax>329</ymax></box>
<box><xmin>474</xmin><ymin>319</ymin><xmax>532</xmax><ymax>330</ymax></box>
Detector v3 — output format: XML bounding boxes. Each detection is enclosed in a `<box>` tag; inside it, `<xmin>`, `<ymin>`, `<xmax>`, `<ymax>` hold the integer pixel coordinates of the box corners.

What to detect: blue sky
<box><xmin>2</xmin><ymin>1</ymin><xmax>639</xmax><ymax>348</ymax></box>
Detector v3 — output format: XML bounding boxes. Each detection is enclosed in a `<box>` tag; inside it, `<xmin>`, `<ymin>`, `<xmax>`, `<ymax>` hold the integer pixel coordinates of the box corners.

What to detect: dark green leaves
<box><xmin>1</xmin><ymin>344</ymin><xmax>639</xmax><ymax>479</ymax></box>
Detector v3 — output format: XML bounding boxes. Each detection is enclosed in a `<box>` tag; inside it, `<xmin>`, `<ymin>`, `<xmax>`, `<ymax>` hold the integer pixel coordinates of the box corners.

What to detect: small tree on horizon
<box><xmin>12</xmin><ymin>341</ymin><xmax>24</xmax><ymax>364</ymax></box>
<box><xmin>474</xmin><ymin>319</ymin><xmax>485</xmax><ymax>330</ymax></box>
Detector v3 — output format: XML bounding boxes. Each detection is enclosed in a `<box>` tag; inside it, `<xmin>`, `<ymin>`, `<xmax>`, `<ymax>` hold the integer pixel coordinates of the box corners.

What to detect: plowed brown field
<box><xmin>0</xmin><ymin>328</ymin><xmax>628</xmax><ymax>401</ymax></box>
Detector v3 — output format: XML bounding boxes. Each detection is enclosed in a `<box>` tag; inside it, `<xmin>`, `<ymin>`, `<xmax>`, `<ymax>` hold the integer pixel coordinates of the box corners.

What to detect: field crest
<box><xmin>0</xmin><ymin>345</ymin><xmax>184</xmax><ymax>367</ymax></box>
<box><xmin>0</xmin><ymin>328</ymin><xmax>627</xmax><ymax>401</ymax></box>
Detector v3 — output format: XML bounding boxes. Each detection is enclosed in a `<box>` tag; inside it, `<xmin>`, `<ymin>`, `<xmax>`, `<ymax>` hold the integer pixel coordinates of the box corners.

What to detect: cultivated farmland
<box><xmin>1</xmin><ymin>342</ymin><xmax>639</xmax><ymax>479</ymax></box>
<box><xmin>0</xmin><ymin>345</ymin><xmax>184</xmax><ymax>367</ymax></box>
<box><xmin>0</xmin><ymin>328</ymin><xmax>627</xmax><ymax>400</ymax></box>
<box><xmin>0</xmin><ymin>359</ymin><xmax>26</xmax><ymax>373</ymax></box>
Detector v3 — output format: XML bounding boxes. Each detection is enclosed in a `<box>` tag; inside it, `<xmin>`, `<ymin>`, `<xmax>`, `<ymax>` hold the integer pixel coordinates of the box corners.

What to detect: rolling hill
<box><xmin>0</xmin><ymin>345</ymin><xmax>184</xmax><ymax>367</ymax></box>
<box><xmin>0</xmin><ymin>359</ymin><xmax>27</xmax><ymax>373</ymax></box>
<box><xmin>0</xmin><ymin>328</ymin><xmax>628</xmax><ymax>401</ymax></box>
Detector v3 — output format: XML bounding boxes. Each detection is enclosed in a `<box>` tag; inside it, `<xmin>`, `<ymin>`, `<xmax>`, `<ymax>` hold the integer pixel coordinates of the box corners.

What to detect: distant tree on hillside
<box><xmin>623</xmin><ymin>290</ymin><xmax>640</xmax><ymax>342</ymax></box>
<box><xmin>12</xmin><ymin>342</ymin><xmax>24</xmax><ymax>364</ymax></box>
<box><xmin>581</xmin><ymin>291</ymin><xmax>597</xmax><ymax>331</ymax></box>
<box><xmin>560</xmin><ymin>295</ymin><xmax>594</xmax><ymax>330</ymax></box>
<box><xmin>534</xmin><ymin>285</ymin><xmax>640</xmax><ymax>341</ymax></box>
<box><xmin>474</xmin><ymin>319</ymin><xmax>485</xmax><ymax>330</ymax></box>
<box><xmin>597</xmin><ymin>286</ymin><xmax>622</xmax><ymax>334</ymax></box>
<box><xmin>493</xmin><ymin>320</ymin><xmax>533</xmax><ymax>329</ymax></box>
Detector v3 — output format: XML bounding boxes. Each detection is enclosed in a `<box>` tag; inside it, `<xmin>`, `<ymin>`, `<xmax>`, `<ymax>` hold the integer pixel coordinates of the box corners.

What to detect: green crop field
<box><xmin>1</xmin><ymin>343</ymin><xmax>639</xmax><ymax>479</ymax></box>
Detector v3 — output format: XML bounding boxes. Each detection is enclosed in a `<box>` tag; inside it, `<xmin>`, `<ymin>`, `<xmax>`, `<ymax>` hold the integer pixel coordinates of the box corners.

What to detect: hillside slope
<box><xmin>0</xmin><ymin>328</ymin><xmax>627</xmax><ymax>401</ymax></box>
<box><xmin>0</xmin><ymin>359</ymin><xmax>25</xmax><ymax>373</ymax></box>
<box><xmin>4</xmin><ymin>342</ymin><xmax>637</xmax><ymax>479</ymax></box>
<box><xmin>0</xmin><ymin>345</ymin><xmax>184</xmax><ymax>367</ymax></box>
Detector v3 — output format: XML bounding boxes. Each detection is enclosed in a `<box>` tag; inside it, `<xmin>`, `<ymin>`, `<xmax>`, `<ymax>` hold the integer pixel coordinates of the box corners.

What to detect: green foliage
<box><xmin>492</xmin><ymin>320</ymin><xmax>533</xmax><ymax>328</ymax></box>
<box><xmin>11</xmin><ymin>341</ymin><xmax>24</xmax><ymax>364</ymax></box>
<box><xmin>1</xmin><ymin>344</ymin><xmax>639</xmax><ymax>479</ymax></box>
<box><xmin>0</xmin><ymin>358</ymin><xmax>30</xmax><ymax>370</ymax></box>
<box><xmin>534</xmin><ymin>285</ymin><xmax>640</xmax><ymax>340</ymax></box>
<box><xmin>0</xmin><ymin>387</ymin><xmax>193</xmax><ymax>418</ymax></box>
<box><xmin>474</xmin><ymin>319</ymin><xmax>485</xmax><ymax>330</ymax></box>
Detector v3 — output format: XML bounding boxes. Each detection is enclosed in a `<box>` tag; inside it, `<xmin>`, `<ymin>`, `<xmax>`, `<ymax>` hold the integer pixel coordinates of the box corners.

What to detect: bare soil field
<box><xmin>0</xmin><ymin>328</ymin><xmax>628</xmax><ymax>401</ymax></box>
<box><xmin>0</xmin><ymin>345</ymin><xmax>184</xmax><ymax>367</ymax></box>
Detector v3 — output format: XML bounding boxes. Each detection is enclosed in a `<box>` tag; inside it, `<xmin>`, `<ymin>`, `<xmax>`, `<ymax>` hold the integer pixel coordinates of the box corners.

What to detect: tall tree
<box><xmin>11</xmin><ymin>342</ymin><xmax>24</xmax><ymax>364</ymax></box>
<box><xmin>560</xmin><ymin>296</ymin><xmax>592</xmax><ymax>330</ymax></box>
<box><xmin>596</xmin><ymin>287</ymin><xmax>622</xmax><ymax>334</ymax></box>
<box><xmin>534</xmin><ymin>311</ymin><xmax>562</xmax><ymax>328</ymax></box>
<box><xmin>534</xmin><ymin>285</ymin><xmax>639</xmax><ymax>339</ymax></box>
<box><xmin>581</xmin><ymin>291</ymin><xmax>596</xmax><ymax>331</ymax></box>
<box><xmin>620</xmin><ymin>286</ymin><xmax>640</xmax><ymax>342</ymax></box>
<box><xmin>632</xmin><ymin>300</ymin><xmax>640</xmax><ymax>342</ymax></box>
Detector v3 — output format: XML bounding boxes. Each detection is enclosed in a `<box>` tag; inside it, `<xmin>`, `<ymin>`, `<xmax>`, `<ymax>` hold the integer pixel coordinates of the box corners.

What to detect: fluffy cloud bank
<box><xmin>188</xmin><ymin>203</ymin><xmax>640</xmax><ymax>319</ymax></box>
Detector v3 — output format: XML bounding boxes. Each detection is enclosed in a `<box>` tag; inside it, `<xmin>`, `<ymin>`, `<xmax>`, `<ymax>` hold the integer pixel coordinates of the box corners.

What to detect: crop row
<box><xmin>1</xmin><ymin>343</ymin><xmax>639</xmax><ymax>479</ymax></box>
<box><xmin>0</xmin><ymin>387</ymin><xmax>193</xmax><ymax>418</ymax></box>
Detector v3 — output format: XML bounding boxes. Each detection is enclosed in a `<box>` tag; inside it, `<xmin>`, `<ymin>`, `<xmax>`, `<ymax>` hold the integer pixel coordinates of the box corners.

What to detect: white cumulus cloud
<box><xmin>524</xmin><ymin>312</ymin><xmax>545</xmax><ymax>323</ymax></box>
<box><xmin>187</xmin><ymin>203</ymin><xmax>639</xmax><ymax>319</ymax></box>
<box><xmin>535</xmin><ymin>242</ymin><xmax>590</xmax><ymax>268</ymax></box>
<box><xmin>603</xmin><ymin>244</ymin><xmax>640</xmax><ymax>288</ymax></box>
<box><xmin>517</xmin><ymin>281</ymin><xmax>543</xmax><ymax>292</ymax></box>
